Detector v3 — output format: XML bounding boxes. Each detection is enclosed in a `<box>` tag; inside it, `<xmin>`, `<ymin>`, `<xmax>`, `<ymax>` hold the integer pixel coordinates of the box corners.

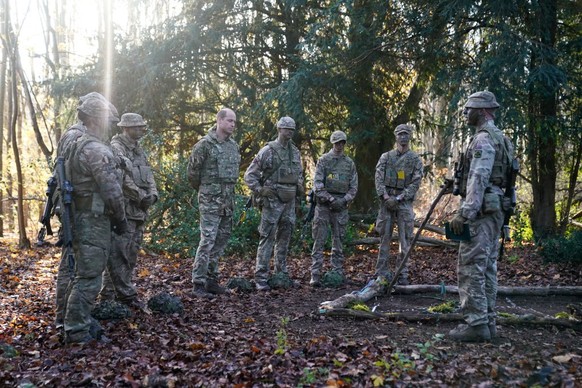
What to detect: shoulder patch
<box><xmin>474</xmin><ymin>150</ymin><xmax>482</xmax><ymax>158</ymax></box>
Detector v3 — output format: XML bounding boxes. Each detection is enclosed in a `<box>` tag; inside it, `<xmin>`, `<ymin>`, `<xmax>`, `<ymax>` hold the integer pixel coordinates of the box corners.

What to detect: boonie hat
<box><xmin>117</xmin><ymin>113</ymin><xmax>147</xmax><ymax>127</ymax></box>
<box><xmin>464</xmin><ymin>91</ymin><xmax>500</xmax><ymax>109</ymax></box>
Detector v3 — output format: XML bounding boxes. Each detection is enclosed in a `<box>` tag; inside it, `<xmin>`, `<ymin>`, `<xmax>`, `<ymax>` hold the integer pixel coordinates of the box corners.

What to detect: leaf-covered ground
<box><xmin>1</xmin><ymin>238</ymin><xmax>581</xmax><ymax>387</ymax></box>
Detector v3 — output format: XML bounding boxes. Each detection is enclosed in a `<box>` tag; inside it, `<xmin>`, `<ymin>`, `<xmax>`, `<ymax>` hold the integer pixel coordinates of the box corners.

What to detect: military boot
<box><xmin>309</xmin><ymin>274</ymin><xmax>321</xmax><ymax>288</ymax></box>
<box><xmin>192</xmin><ymin>284</ymin><xmax>216</xmax><ymax>299</ymax></box>
<box><xmin>488</xmin><ymin>320</ymin><xmax>497</xmax><ymax>338</ymax></box>
<box><xmin>449</xmin><ymin>323</ymin><xmax>491</xmax><ymax>342</ymax></box>
<box><xmin>397</xmin><ymin>274</ymin><xmax>410</xmax><ymax>286</ymax></box>
<box><xmin>255</xmin><ymin>281</ymin><xmax>270</xmax><ymax>292</ymax></box>
<box><xmin>205</xmin><ymin>278</ymin><xmax>227</xmax><ymax>295</ymax></box>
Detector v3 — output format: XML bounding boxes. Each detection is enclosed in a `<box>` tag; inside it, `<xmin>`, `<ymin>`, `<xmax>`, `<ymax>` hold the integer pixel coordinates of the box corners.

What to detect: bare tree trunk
<box><xmin>559</xmin><ymin>139</ymin><xmax>582</xmax><ymax>233</ymax></box>
<box><xmin>0</xmin><ymin>0</ymin><xmax>7</xmax><ymax>237</ymax></box>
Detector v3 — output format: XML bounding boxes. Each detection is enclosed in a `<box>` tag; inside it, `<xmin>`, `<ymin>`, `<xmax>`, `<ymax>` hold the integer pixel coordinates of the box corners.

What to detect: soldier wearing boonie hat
<box><xmin>244</xmin><ymin>116</ymin><xmax>304</xmax><ymax>291</ymax></box>
<box><xmin>374</xmin><ymin>123</ymin><xmax>423</xmax><ymax>287</ymax></box>
<box><xmin>309</xmin><ymin>130</ymin><xmax>358</xmax><ymax>287</ymax></box>
<box><xmin>99</xmin><ymin>112</ymin><xmax>158</xmax><ymax>310</ymax></box>
<box><xmin>449</xmin><ymin>90</ymin><xmax>514</xmax><ymax>343</ymax></box>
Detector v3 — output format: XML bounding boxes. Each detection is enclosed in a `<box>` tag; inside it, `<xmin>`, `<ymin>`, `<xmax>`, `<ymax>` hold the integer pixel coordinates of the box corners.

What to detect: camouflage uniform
<box><xmin>374</xmin><ymin>125</ymin><xmax>423</xmax><ymax>283</ymax></box>
<box><xmin>188</xmin><ymin>126</ymin><xmax>241</xmax><ymax>289</ymax></box>
<box><xmin>55</xmin><ymin>93</ymin><xmax>118</xmax><ymax>328</ymax></box>
<box><xmin>63</xmin><ymin>97</ymin><xmax>126</xmax><ymax>343</ymax></box>
<box><xmin>310</xmin><ymin>131</ymin><xmax>358</xmax><ymax>283</ymax></box>
<box><xmin>100</xmin><ymin>113</ymin><xmax>158</xmax><ymax>304</ymax></box>
<box><xmin>450</xmin><ymin>91</ymin><xmax>514</xmax><ymax>341</ymax></box>
<box><xmin>244</xmin><ymin>117</ymin><xmax>304</xmax><ymax>288</ymax></box>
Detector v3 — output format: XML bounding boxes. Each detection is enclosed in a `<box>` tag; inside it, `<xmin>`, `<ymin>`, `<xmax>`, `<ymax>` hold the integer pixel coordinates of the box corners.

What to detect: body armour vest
<box><xmin>199</xmin><ymin>135</ymin><xmax>240</xmax><ymax>185</ymax></box>
<box><xmin>382</xmin><ymin>150</ymin><xmax>418</xmax><ymax>190</ymax></box>
<box><xmin>111</xmin><ymin>135</ymin><xmax>154</xmax><ymax>190</ymax></box>
<box><xmin>323</xmin><ymin>154</ymin><xmax>353</xmax><ymax>194</ymax></box>
<box><xmin>265</xmin><ymin>140</ymin><xmax>300</xmax><ymax>185</ymax></box>
<box><xmin>459</xmin><ymin>123</ymin><xmax>513</xmax><ymax>197</ymax></box>
<box><xmin>65</xmin><ymin>134</ymin><xmax>101</xmax><ymax>196</ymax></box>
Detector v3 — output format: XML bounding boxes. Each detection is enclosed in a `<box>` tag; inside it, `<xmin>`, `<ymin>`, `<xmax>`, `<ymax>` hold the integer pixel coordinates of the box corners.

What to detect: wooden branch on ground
<box><xmin>393</xmin><ymin>285</ymin><xmax>582</xmax><ymax>297</ymax></box>
<box><xmin>350</xmin><ymin>236</ymin><xmax>457</xmax><ymax>248</ymax></box>
<box><xmin>320</xmin><ymin>308</ymin><xmax>582</xmax><ymax>330</ymax></box>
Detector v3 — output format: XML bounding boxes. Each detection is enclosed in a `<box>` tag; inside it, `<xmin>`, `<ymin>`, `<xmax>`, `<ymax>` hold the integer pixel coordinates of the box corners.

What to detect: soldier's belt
<box><xmin>385</xmin><ymin>188</ymin><xmax>404</xmax><ymax>196</ymax></box>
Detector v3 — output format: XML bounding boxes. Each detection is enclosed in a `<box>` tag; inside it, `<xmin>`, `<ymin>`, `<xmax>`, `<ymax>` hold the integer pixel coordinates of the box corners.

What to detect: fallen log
<box><xmin>393</xmin><ymin>285</ymin><xmax>582</xmax><ymax>297</ymax></box>
<box><xmin>320</xmin><ymin>308</ymin><xmax>582</xmax><ymax>330</ymax></box>
<box><xmin>349</xmin><ymin>236</ymin><xmax>457</xmax><ymax>249</ymax></box>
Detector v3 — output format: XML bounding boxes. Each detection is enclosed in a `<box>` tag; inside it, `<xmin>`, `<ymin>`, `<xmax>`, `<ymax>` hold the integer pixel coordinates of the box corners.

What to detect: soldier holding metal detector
<box><xmin>447</xmin><ymin>91</ymin><xmax>516</xmax><ymax>343</ymax></box>
<box><xmin>309</xmin><ymin>131</ymin><xmax>358</xmax><ymax>287</ymax></box>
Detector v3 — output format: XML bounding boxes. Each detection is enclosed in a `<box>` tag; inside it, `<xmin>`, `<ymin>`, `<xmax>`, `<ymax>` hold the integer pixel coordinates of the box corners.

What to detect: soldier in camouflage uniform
<box><xmin>374</xmin><ymin>124</ymin><xmax>423</xmax><ymax>285</ymax></box>
<box><xmin>244</xmin><ymin>116</ymin><xmax>305</xmax><ymax>291</ymax></box>
<box><xmin>188</xmin><ymin>108</ymin><xmax>241</xmax><ymax>299</ymax></box>
<box><xmin>99</xmin><ymin>113</ymin><xmax>158</xmax><ymax>307</ymax></box>
<box><xmin>62</xmin><ymin>96</ymin><xmax>128</xmax><ymax>344</ymax></box>
<box><xmin>449</xmin><ymin>91</ymin><xmax>514</xmax><ymax>342</ymax></box>
<box><xmin>310</xmin><ymin>130</ymin><xmax>358</xmax><ymax>287</ymax></box>
<box><xmin>54</xmin><ymin>92</ymin><xmax>119</xmax><ymax>329</ymax></box>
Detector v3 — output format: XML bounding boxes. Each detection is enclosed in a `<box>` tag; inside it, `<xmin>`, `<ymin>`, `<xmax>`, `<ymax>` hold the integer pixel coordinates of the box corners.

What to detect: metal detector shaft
<box><xmin>386</xmin><ymin>181</ymin><xmax>451</xmax><ymax>294</ymax></box>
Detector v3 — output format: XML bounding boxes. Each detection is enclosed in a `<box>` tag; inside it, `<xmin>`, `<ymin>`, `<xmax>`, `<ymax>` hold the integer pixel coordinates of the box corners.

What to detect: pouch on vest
<box><xmin>91</xmin><ymin>192</ymin><xmax>105</xmax><ymax>215</ymax></box>
<box><xmin>325</xmin><ymin>173</ymin><xmax>350</xmax><ymax>194</ymax></box>
<box><xmin>278</xmin><ymin>167</ymin><xmax>298</xmax><ymax>185</ymax></box>
<box><xmin>277</xmin><ymin>186</ymin><xmax>297</xmax><ymax>203</ymax></box>
<box><xmin>482</xmin><ymin>191</ymin><xmax>501</xmax><ymax>214</ymax></box>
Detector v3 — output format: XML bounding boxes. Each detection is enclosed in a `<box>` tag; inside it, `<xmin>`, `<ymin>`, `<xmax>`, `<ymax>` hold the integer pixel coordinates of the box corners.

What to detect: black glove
<box><xmin>140</xmin><ymin>194</ymin><xmax>157</xmax><ymax>210</ymax></box>
<box><xmin>259</xmin><ymin>186</ymin><xmax>276</xmax><ymax>199</ymax></box>
<box><xmin>111</xmin><ymin>218</ymin><xmax>129</xmax><ymax>235</ymax></box>
<box><xmin>385</xmin><ymin>197</ymin><xmax>398</xmax><ymax>211</ymax></box>
<box><xmin>330</xmin><ymin>198</ymin><xmax>346</xmax><ymax>210</ymax></box>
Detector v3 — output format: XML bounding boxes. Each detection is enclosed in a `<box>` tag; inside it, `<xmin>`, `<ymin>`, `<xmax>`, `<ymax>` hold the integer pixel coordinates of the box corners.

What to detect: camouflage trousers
<box><xmin>311</xmin><ymin>204</ymin><xmax>349</xmax><ymax>277</ymax></box>
<box><xmin>192</xmin><ymin>212</ymin><xmax>233</xmax><ymax>286</ymax></box>
<box><xmin>255</xmin><ymin>198</ymin><xmax>296</xmax><ymax>283</ymax></box>
<box><xmin>100</xmin><ymin>219</ymin><xmax>144</xmax><ymax>303</ymax></box>
<box><xmin>458</xmin><ymin>208</ymin><xmax>503</xmax><ymax>326</ymax></box>
<box><xmin>374</xmin><ymin>201</ymin><xmax>415</xmax><ymax>279</ymax></box>
<box><xmin>64</xmin><ymin>212</ymin><xmax>110</xmax><ymax>342</ymax></box>
<box><xmin>54</xmin><ymin>242</ymin><xmax>74</xmax><ymax>327</ymax></box>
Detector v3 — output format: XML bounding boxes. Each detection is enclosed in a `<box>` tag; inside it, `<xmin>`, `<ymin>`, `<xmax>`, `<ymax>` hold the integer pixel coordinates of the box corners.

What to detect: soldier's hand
<box><xmin>112</xmin><ymin>218</ymin><xmax>129</xmax><ymax>235</ymax></box>
<box><xmin>385</xmin><ymin>197</ymin><xmax>398</xmax><ymax>210</ymax></box>
<box><xmin>330</xmin><ymin>198</ymin><xmax>346</xmax><ymax>210</ymax></box>
<box><xmin>140</xmin><ymin>194</ymin><xmax>157</xmax><ymax>209</ymax></box>
<box><xmin>259</xmin><ymin>186</ymin><xmax>276</xmax><ymax>199</ymax></box>
<box><xmin>449</xmin><ymin>213</ymin><xmax>467</xmax><ymax>235</ymax></box>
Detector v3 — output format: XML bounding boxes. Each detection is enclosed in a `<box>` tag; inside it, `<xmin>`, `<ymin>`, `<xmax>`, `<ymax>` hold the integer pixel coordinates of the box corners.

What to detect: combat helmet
<box><xmin>77</xmin><ymin>96</ymin><xmax>117</xmax><ymax>121</ymax></box>
<box><xmin>277</xmin><ymin>116</ymin><xmax>296</xmax><ymax>129</ymax></box>
<box><xmin>79</xmin><ymin>92</ymin><xmax>119</xmax><ymax>122</ymax></box>
<box><xmin>330</xmin><ymin>130</ymin><xmax>347</xmax><ymax>144</ymax></box>
<box><xmin>464</xmin><ymin>91</ymin><xmax>500</xmax><ymax>109</ymax></box>
<box><xmin>117</xmin><ymin>113</ymin><xmax>146</xmax><ymax>127</ymax></box>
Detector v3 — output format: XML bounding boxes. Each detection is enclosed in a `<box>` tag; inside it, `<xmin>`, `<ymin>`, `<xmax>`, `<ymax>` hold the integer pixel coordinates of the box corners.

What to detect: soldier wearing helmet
<box><xmin>448</xmin><ymin>91</ymin><xmax>514</xmax><ymax>343</ymax></box>
<box><xmin>99</xmin><ymin>113</ymin><xmax>158</xmax><ymax>309</ymax></box>
<box><xmin>54</xmin><ymin>92</ymin><xmax>120</xmax><ymax>333</ymax></box>
<box><xmin>58</xmin><ymin>94</ymin><xmax>127</xmax><ymax>344</ymax></box>
<box><xmin>374</xmin><ymin>123</ymin><xmax>423</xmax><ymax>286</ymax></box>
<box><xmin>188</xmin><ymin>108</ymin><xmax>241</xmax><ymax>298</ymax></box>
<box><xmin>244</xmin><ymin>116</ymin><xmax>305</xmax><ymax>291</ymax></box>
<box><xmin>309</xmin><ymin>130</ymin><xmax>358</xmax><ymax>287</ymax></box>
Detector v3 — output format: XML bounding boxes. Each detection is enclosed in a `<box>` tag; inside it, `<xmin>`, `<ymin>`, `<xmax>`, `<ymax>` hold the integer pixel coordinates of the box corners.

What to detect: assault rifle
<box><xmin>55</xmin><ymin>157</ymin><xmax>75</xmax><ymax>275</ymax></box>
<box><xmin>499</xmin><ymin>158</ymin><xmax>520</xmax><ymax>260</ymax></box>
<box><xmin>452</xmin><ymin>152</ymin><xmax>464</xmax><ymax>196</ymax></box>
<box><xmin>299</xmin><ymin>189</ymin><xmax>316</xmax><ymax>241</ymax></box>
<box><xmin>237</xmin><ymin>195</ymin><xmax>254</xmax><ymax>226</ymax></box>
<box><xmin>37</xmin><ymin>174</ymin><xmax>58</xmax><ymax>246</ymax></box>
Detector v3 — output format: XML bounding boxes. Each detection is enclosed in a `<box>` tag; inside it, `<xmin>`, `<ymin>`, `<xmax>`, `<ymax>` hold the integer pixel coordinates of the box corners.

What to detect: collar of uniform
<box><xmin>116</xmin><ymin>132</ymin><xmax>138</xmax><ymax>150</ymax></box>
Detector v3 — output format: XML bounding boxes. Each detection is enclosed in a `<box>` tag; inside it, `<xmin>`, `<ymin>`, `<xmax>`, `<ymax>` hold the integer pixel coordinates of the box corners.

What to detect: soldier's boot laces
<box><xmin>205</xmin><ymin>279</ymin><xmax>228</xmax><ymax>295</ymax></box>
<box><xmin>449</xmin><ymin>323</ymin><xmax>491</xmax><ymax>342</ymax></box>
<box><xmin>192</xmin><ymin>284</ymin><xmax>216</xmax><ymax>299</ymax></box>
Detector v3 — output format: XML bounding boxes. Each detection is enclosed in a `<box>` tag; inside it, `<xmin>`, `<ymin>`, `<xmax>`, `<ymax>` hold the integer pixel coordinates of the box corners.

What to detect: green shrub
<box><xmin>540</xmin><ymin>230</ymin><xmax>582</xmax><ymax>264</ymax></box>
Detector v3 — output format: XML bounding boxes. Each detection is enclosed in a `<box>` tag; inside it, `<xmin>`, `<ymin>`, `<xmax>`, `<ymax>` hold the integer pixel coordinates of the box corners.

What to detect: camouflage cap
<box><xmin>394</xmin><ymin>124</ymin><xmax>413</xmax><ymax>135</ymax></box>
<box><xmin>330</xmin><ymin>130</ymin><xmax>347</xmax><ymax>144</ymax></box>
<box><xmin>78</xmin><ymin>92</ymin><xmax>119</xmax><ymax>122</ymax></box>
<box><xmin>277</xmin><ymin>116</ymin><xmax>296</xmax><ymax>129</ymax></box>
<box><xmin>464</xmin><ymin>91</ymin><xmax>500</xmax><ymax>109</ymax></box>
<box><xmin>77</xmin><ymin>96</ymin><xmax>117</xmax><ymax>121</ymax></box>
<box><xmin>117</xmin><ymin>113</ymin><xmax>146</xmax><ymax>127</ymax></box>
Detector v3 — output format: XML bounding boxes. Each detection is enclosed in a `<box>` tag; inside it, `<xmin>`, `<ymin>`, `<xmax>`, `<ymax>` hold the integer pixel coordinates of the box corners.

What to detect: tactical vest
<box><xmin>264</xmin><ymin>140</ymin><xmax>300</xmax><ymax>185</ymax></box>
<box><xmin>65</xmin><ymin>134</ymin><xmax>101</xmax><ymax>197</ymax></box>
<box><xmin>323</xmin><ymin>155</ymin><xmax>353</xmax><ymax>194</ymax></box>
<box><xmin>459</xmin><ymin>124</ymin><xmax>513</xmax><ymax>197</ymax></box>
<box><xmin>111</xmin><ymin>136</ymin><xmax>154</xmax><ymax>190</ymax></box>
<box><xmin>383</xmin><ymin>150</ymin><xmax>417</xmax><ymax>190</ymax></box>
<box><xmin>199</xmin><ymin>135</ymin><xmax>241</xmax><ymax>185</ymax></box>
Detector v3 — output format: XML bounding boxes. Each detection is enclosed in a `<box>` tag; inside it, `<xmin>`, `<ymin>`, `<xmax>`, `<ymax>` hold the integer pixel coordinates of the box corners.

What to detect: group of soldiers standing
<box><xmin>52</xmin><ymin>89</ymin><xmax>512</xmax><ymax>344</ymax></box>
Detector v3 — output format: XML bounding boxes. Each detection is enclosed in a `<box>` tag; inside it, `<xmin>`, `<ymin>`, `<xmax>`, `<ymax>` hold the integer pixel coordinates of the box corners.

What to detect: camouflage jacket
<box><xmin>374</xmin><ymin>148</ymin><xmax>423</xmax><ymax>201</ymax></box>
<box><xmin>459</xmin><ymin>120</ymin><xmax>512</xmax><ymax>220</ymax></box>
<box><xmin>111</xmin><ymin>132</ymin><xmax>158</xmax><ymax>221</ymax></box>
<box><xmin>313</xmin><ymin>150</ymin><xmax>358</xmax><ymax>203</ymax></box>
<box><xmin>66</xmin><ymin>132</ymin><xmax>126</xmax><ymax>223</ymax></box>
<box><xmin>187</xmin><ymin>128</ymin><xmax>241</xmax><ymax>215</ymax></box>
